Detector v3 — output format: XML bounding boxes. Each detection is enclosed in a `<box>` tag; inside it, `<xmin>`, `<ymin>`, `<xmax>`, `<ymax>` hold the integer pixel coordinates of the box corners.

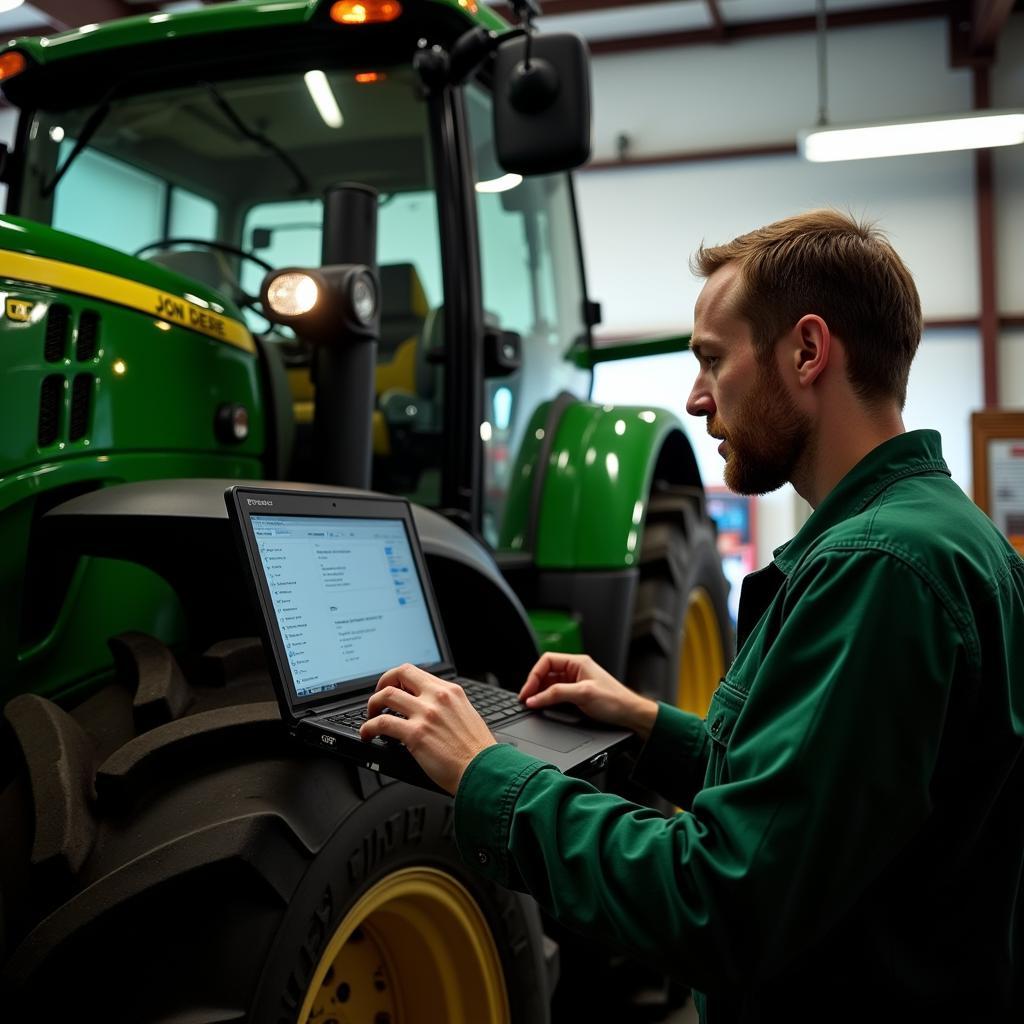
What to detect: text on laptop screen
<box><xmin>251</xmin><ymin>515</ymin><xmax>442</xmax><ymax>698</ymax></box>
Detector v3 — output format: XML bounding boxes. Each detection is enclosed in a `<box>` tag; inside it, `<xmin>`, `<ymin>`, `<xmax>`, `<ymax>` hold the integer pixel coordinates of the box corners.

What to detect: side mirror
<box><xmin>493</xmin><ymin>32</ymin><xmax>591</xmax><ymax>175</ymax></box>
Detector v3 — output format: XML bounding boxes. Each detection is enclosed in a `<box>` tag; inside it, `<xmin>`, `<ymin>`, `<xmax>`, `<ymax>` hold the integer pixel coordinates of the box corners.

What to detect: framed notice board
<box><xmin>971</xmin><ymin>410</ymin><xmax>1024</xmax><ymax>556</ymax></box>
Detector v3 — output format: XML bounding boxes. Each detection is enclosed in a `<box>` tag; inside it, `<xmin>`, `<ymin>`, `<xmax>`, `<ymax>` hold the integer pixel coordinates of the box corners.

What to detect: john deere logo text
<box><xmin>155</xmin><ymin>293</ymin><xmax>227</xmax><ymax>338</ymax></box>
<box><xmin>5</xmin><ymin>298</ymin><xmax>34</xmax><ymax>322</ymax></box>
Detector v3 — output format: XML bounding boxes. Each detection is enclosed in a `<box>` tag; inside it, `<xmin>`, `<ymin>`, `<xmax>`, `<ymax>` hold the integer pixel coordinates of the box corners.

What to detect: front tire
<box><xmin>0</xmin><ymin>635</ymin><xmax>550</xmax><ymax>1023</ymax></box>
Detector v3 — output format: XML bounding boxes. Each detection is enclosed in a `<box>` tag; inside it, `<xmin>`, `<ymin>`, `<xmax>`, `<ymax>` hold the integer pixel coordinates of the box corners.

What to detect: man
<box><xmin>360</xmin><ymin>210</ymin><xmax>1024</xmax><ymax>1020</ymax></box>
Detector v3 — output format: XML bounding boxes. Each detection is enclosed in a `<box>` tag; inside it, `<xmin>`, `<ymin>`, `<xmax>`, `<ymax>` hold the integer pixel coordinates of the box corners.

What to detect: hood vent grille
<box><xmin>44</xmin><ymin>304</ymin><xmax>70</xmax><ymax>362</ymax></box>
<box><xmin>38</xmin><ymin>375</ymin><xmax>64</xmax><ymax>447</ymax></box>
<box><xmin>76</xmin><ymin>310</ymin><xmax>100</xmax><ymax>361</ymax></box>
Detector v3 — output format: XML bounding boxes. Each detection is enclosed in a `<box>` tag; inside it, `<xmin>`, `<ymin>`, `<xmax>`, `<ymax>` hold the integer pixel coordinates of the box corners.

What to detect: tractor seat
<box><xmin>379</xmin><ymin>263</ymin><xmax>429</xmax><ymax>357</ymax></box>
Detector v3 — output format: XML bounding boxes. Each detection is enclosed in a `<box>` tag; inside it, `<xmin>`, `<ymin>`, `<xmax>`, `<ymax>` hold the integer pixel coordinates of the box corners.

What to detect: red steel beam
<box><xmin>492</xmin><ymin>0</ymin><xmax>683</xmax><ymax>19</ymax></box>
<box><xmin>20</xmin><ymin>0</ymin><xmax>161</xmax><ymax>28</ymax></box>
<box><xmin>973</xmin><ymin>64</ymin><xmax>999</xmax><ymax>407</ymax></box>
<box><xmin>705</xmin><ymin>0</ymin><xmax>726</xmax><ymax>40</ymax></box>
<box><xmin>1</xmin><ymin>22</ymin><xmax>54</xmax><ymax>37</ymax></box>
<box><xmin>971</xmin><ymin>0</ymin><xmax>1016</xmax><ymax>53</ymax></box>
<box><xmin>583</xmin><ymin>140</ymin><xmax>797</xmax><ymax>170</ymax></box>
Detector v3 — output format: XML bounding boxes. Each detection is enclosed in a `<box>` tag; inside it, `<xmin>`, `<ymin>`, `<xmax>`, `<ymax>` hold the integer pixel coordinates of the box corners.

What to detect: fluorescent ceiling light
<box><xmin>475</xmin><ymin>172</ymin><xmax>523</xmax><ymax>194</ymax></box>
<box><xmin>0</xmin><ymin>0</ymin><xmax>26</xmax><ymax>14</ymax></box>
<box><xmin>304</xmin><ymin>69</ymin><xmax>344</xmax><ymax>129</ymax></box>
<box><xmin>799</xmin><ymin>110</ymin><xmax>1024</xmax><ymax>162</ymax></box>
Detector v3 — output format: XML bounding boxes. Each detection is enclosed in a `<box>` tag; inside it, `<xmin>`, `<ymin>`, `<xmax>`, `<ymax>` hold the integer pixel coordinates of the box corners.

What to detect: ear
<box><xmin>788</xmin><ymin>314</ymin><xmax>831</xmax><ymax>388</ymax></box>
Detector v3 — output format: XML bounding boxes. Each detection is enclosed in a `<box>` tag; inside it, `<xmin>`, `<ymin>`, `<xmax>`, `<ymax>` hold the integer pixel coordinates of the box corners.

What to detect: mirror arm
<box><xmin>415</xmin><ymin>26</ymin><xmax>531</xmax><ymax>94</ymax></box>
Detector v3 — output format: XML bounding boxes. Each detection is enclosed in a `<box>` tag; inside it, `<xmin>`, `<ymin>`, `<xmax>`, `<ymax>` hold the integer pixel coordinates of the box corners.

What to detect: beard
<box><xmin>709</xmin><ymin>358</ymin><xmax>812</xmax><ymax>496</ymax></box>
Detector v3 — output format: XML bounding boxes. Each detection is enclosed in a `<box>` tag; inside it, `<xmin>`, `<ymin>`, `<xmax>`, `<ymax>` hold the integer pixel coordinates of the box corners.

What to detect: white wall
<box><xmin>583</xmin><ymin>12</ymin><xmax>1024</xmax><ymax>563</ymax></box>
<box><xmin>582</xmin><ymin>19</ymin><xmax>972</xmax><ymax>161</ymax></box>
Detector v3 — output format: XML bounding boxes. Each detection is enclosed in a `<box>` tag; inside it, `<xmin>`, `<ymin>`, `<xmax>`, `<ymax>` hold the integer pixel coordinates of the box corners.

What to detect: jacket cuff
<box><xmin>454</xmin><ymin>742</ymin><xmax>555</xmax><ymax>885</ymax></box>
<box><xmin>630</xmin><ymin>701</ymin><xmax>707</xmax><ymax>793</ymax></box>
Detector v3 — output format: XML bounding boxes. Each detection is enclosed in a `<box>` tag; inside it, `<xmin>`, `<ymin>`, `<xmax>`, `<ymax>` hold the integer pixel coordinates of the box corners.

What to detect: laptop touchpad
<box><xmin>497</xmin><ymin>718</ymin><xmax>589</xmax><ymax>752</ymax></box>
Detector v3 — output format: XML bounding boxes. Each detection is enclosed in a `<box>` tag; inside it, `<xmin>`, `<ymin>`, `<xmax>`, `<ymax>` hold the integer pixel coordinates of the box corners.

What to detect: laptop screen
<box><xmin>250</xmin><ymin>514</ymin><xmax>442</xmax><ymax>699</ymax></box>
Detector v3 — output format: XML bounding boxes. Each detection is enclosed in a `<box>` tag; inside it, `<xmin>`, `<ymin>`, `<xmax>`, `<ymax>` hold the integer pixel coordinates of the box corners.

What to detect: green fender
<box><xmin>500</xmin><ymin>400</ymin><xmax>701</xmax><ymax>570</ymax></box>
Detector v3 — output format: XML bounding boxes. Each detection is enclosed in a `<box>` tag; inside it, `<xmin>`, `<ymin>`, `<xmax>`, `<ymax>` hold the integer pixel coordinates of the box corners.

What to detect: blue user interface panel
<box><xmin>251</xmin><ymin>515</ymin><xmax>442</xmax><ymax>698</ymax></box>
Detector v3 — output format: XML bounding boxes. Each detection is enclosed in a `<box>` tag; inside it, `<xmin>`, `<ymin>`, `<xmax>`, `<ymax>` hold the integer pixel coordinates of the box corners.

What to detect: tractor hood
<box><xmin>0</xmin><ymin>215</ymin><xmax>253</xmax><ymax>352</ymax></box>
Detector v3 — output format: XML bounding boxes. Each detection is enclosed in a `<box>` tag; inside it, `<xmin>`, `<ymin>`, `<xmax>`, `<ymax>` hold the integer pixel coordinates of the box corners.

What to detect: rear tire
<box><xmin>0</xmin><ymin>635</ymin><xmax>550</xmax><ymax>1023</ymax></box>
<box><xmin>627</xmin><ymin>483</ymin><xmax>732</xmax><ymax>719</ymax></box>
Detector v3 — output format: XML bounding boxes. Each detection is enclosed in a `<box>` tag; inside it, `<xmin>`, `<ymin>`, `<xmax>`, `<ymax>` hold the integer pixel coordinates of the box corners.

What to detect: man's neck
<box><xmin>792</xmin><ymin>405</ymin><xmax>906</xmax><ymax>509</ymax></box>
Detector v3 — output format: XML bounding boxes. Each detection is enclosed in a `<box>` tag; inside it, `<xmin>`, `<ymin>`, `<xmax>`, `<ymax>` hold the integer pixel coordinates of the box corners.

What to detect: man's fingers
<box><xmin>359</xmin><ymin>710</ymin><xmax>414</xmax><ymax>745</ymax></box>
<box><xmin>520</xmin><ymin>653</ymin><xmax>556</xmax><ymax>700</ymax></box>
<box><xmin>525</xmin><ymin>682</ymin><xmax>581</xmax><ymax>708</ymax></box>
<box><xmin>520</xmin><ymin>653</ymin><xmax>582</xmax><ymax>700</ymax></box>
<box><xmin>375</xmin><ymin>662</ymin><xmax>434</xmax><ymax>696</ymax></box>
<box><xmin>366</xmin><ymin>685</ymin><xmax>417</xmax><ymax>719</ymax></box>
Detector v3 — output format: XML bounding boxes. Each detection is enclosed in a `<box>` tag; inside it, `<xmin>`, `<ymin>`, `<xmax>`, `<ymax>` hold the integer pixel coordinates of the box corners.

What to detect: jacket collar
<box><xmin>772</xmin><ymin>429</ymin><xmax>950</xmax><ymax>577</ymax></box>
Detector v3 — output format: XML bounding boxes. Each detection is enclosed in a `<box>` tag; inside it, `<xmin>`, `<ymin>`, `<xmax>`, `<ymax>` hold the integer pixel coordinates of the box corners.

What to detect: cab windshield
<box><xmin>17</xmin><ymin>65</ymin><xmax>441</xmax><ymax>322</ymax></box>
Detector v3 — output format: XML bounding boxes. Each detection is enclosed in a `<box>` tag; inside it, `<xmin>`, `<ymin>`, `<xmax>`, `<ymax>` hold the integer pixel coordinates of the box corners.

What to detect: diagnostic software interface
<box><xmin>252</xmin><ymin>515</ymin><xmax>442</xmax><ymax>698</ymax></box>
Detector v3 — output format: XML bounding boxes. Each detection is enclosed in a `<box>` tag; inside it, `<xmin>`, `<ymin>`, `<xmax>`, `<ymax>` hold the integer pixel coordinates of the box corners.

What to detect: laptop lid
<box><xmin>227</xmin><ymin>486</ymin><xmax>457</xmax><ymax>721</ymax></box>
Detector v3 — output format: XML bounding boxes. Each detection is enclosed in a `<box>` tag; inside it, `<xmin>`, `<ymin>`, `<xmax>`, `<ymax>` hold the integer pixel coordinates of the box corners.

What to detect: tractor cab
<box><xmin>3</xmin><ymin>8</ymin><xmax>593</xmax><ymax>546</ymax></box>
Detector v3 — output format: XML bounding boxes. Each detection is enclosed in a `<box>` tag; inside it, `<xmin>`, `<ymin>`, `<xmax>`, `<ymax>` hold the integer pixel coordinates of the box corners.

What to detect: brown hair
<box><xmin>692</xmin><ymin>209</ymin><xmax>922</xmax><ymax>408</ymax></box>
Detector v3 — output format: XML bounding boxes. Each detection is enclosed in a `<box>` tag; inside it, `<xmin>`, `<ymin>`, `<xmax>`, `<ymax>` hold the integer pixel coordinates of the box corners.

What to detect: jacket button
<box><xmin>477</xmin><ymin>849</ymin><xmax>489</xmax><ymax>865</ymax></box>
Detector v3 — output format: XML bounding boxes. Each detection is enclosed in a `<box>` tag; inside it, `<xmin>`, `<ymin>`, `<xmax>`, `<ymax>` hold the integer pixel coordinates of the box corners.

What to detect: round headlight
<box><xmin>350</xmin><ymin>271</ymin><xmax>378</xmax><ymax>327</ymax></box>
<box><xmin>266</xmin><ymin>272</ymin><xmax>320</xmax><ymax>317</ymax></box>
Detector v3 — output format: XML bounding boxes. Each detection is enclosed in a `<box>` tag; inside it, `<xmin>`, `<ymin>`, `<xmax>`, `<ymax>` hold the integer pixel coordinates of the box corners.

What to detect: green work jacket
<box><xmin>455</xmin><ymin>430</ymin><xmax>1024</xmax><ymax>1022</ymax></box>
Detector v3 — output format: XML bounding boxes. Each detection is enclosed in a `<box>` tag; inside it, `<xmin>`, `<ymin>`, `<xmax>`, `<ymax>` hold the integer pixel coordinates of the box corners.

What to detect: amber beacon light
<box><xmin>0</xmin><ymin>51</ymin><xmax>27</xmax><ymax>83</ymax></box>
<box><xmin>330</xmin><ymin>0</ymin><xmax>402</xmax><ymax>24</ymax></box>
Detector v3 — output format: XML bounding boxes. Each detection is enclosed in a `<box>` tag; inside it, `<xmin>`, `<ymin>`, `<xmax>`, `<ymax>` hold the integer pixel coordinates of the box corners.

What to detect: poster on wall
<box><xmin>706</xmin><ymin>488</ymin><xmax>757</xmax><ymax>624</ymax></box>
<box><xmin>987</xmin><ymin>439</ymin><xmax>1024</xmax><ymax>555</ymax></box>
<box><xmin>970</xmin><ymin>411</ymin><xmax>1024</xmax><ymax>557</ymax></box>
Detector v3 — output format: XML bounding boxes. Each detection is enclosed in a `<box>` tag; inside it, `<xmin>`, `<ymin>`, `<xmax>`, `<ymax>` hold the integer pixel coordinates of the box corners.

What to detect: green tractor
<box><xmin>0</xmin><ymin>1</ymin><xmax>731</xmax><ymax>1019</ymax></box>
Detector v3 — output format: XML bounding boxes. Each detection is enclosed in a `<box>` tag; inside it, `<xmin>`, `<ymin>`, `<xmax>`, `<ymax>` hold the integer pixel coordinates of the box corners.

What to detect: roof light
<box><xmin>304</xmin><ymin>69</ymin><xmax>344</xmax><ymax>129</ymax></box>
<box><xmin>0</xmin><ymin>51</ymin><xmax>26</xmax><ymax>83</ymax></box>
<box><xmin>330</xmin><ymin>0</ymin><xmax>402</xmax><ymax>24</ymax></box>
<box><xmin>800</xmin><ymin>110</ymin><xmax>1024</xmax><ymax>162</ymax></box>
<box><xmin>354</xmin><ymin>71</ymin><xmax>385</xmax><ymax>84</ymax></box>
<box><xmin>0</xmin><ymin>0</ymin><xmax>25</xmax><ymax>13</ymax></box>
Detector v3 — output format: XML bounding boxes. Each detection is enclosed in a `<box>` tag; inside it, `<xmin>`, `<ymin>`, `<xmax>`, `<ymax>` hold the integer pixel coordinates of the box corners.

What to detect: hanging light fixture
<box><xmin>798</xmin><ymin>0</ymin><xmax>1024</xmax><ymax>162</ymax></box>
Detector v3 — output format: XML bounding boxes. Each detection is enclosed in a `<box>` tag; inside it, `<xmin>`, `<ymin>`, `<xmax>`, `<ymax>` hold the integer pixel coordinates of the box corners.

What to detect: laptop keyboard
<box><xmin>325</xmin><ymin>679</ymin><xmax>526</xmax><ymax>732</ymax></box>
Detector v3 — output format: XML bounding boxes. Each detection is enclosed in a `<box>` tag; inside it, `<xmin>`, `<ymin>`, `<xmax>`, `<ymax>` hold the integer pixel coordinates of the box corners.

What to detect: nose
<box><xmin>686</xmin><ymin>373</ymin><xmax>716</xmax><ymax>419</ymax></box>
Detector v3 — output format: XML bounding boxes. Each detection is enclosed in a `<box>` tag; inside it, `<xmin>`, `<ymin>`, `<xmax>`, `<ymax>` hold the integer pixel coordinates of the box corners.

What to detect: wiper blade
<box><xmin>205</xmin><ymin>81</ymin><xmax>310</xmax><ymax>197</ymax></box>
<box><xmin>40</xmin><ymin>86</ymin><xmax>116</xmax><ymax>199</ymax></box>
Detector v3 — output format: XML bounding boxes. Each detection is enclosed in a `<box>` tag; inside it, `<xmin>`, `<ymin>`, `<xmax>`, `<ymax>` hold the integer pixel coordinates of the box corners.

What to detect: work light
<box><xmin>260</xmin><ymin>264</ymin><xmax>379</xmax><ymax>342</ymax></box>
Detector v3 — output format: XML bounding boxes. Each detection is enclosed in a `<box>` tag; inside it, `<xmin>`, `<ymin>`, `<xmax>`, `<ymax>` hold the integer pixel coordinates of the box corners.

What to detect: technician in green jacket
<box><xmin>361</xmin><ymin>209</ymin><xmax>1024</xmax><ymax>1021</ymax></box>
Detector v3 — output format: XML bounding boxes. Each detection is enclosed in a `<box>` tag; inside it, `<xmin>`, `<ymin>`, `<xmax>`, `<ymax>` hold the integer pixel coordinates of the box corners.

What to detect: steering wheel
<box><xmin>133</xmin><ymin>237</ymin><xmax>276</xmax><ymax>314</ymax></box>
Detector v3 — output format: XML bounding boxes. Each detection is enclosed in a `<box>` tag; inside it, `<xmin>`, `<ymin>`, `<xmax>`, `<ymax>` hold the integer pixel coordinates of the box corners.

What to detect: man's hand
<box><xmin>360</xmin><ymin>664</ymin><xmax>497</xmax><ymax>795</ymax></box>
<box><xmin>519</xmin><ymin>653</ymin><xmax>659</xmax><ymax>740</ymax></box>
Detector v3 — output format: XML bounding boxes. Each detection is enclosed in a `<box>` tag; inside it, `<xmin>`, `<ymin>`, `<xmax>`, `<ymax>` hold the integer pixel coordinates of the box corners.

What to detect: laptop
<box><xmin>226</xmin><ymin>485</ymin><xmax>632</xmax><ymax>791</ymax></box>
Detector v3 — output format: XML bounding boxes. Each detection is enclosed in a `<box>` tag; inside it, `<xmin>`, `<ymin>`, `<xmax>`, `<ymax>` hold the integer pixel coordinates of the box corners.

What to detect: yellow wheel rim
<box><xmin>676</xmin><ymin>587</ymin><xmax>726</xmax><ymax>718</ymax></box>
<box><xmin>297</xmin><ymin>866</ymin><xmax>511</xmax><ymax>1024</ymax></box>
